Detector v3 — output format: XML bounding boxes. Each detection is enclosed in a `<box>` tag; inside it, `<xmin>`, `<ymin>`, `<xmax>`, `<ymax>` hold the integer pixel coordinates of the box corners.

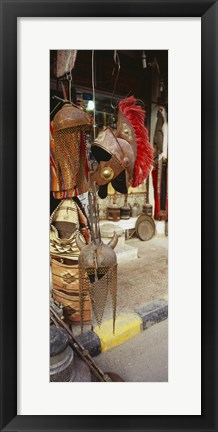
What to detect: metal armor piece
<box><xmin>50</xmin><ymin>199</ymin><xmax>80</xmax><ymax>259</ymax></box>
<box><xmin>90</xmin><ymin>96</ymin><xmax>153</xmax><ymax>197</ymax></box>
<box><xmin>50</xmin><ymin>199</ymin><xmax>91</xmax><ymax>325</ymax></box>
<box><xmin>53</xmin><ymin>103</ymin><xmax>92</xmax><ymax>191</ymax></box>
<box><xmin>76</xmin><ymin>232</ymin><xmax>118</xmax><ymax>267</ymax></box>
<box><xmin>91</xmin><ymin>125</ymin><xmax>136</xmax><ymax>196</ymax></box>
<box><xmin>53</xmin><ymin>103</ymin><xmax>92</xmax><ymax>132</ymax></box>
<box><xmin>76</xmin><ymin>233</ymin><xmax>118</xmax><ymax>332</ymax></box>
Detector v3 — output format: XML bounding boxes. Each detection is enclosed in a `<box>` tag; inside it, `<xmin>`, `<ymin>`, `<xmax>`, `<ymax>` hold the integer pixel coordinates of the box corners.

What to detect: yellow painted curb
<box><xmin>94</xmin><ymin>313</ymin><xmax>142</xmax><ymax>352</ymax></box>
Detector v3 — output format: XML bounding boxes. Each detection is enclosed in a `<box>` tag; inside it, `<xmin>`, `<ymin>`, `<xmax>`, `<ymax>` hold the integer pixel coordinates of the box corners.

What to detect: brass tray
<box><xmin>135</xmin><ymin>214</ymin><xmax>155</xmax><ymax>241</ymax></box>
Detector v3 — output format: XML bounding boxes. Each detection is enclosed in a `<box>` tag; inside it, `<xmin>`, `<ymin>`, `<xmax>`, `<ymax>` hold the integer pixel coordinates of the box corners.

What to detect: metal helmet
<box><xmin>90</xmin><ymin>96</ymin><xmax>153</xmax><ymax>198</ymax></box>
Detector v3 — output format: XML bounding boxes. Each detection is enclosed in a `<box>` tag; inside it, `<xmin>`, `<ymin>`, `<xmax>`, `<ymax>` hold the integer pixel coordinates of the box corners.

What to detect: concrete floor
<box><xmin>95</xmin><ymin>318</ymin><xmax>168</xmax><ymax>382</ymax></box>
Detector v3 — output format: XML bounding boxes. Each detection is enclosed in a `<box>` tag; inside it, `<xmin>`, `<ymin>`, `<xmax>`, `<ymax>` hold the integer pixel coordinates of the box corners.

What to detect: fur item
<box><xmin>118</xmin><ymin>96</ymin><xmax>153</xmax><ymax>187</ymax></box>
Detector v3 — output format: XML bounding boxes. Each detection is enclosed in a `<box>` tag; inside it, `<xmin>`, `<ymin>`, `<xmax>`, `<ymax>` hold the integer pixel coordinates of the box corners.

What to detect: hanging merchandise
<box><xmin>91</xmin><ymin>96</ymin><xmax>154</xmax><ymax>198</ymax></box>
<box><xmin>51</xmin><ymin>50</ymin><xmax>92</xmax><ymax>198</ymax></box>
<box><xmin>76</xmin><ymin>229</ymin><xmax>118</xmax><ymax>332</ymax></box>
<box><xmin>50</xmin><ymin>199</ymin><xmax>91</xmax><ymax>325</ymax></box>
<box><xmin>152</xmin><ymin>157</ymin><xmax>168</xmax><ymax>221</ymax></box>
<box><xmin>151</xmin><ymin>106</ymin><xmax>168</xmax><ymax>221</ymax></box>
<box><xmin>76</xmin><ymin>188</ymin><xmax>118</xmax><ymax>332</ymax></box>
<box><xmin>73</xmin><ymin>51</ymin><xmax>119</xmax><ymax>333</ymax></box>
<box><xmin>50</xmin><ymin>122</ymin><xmax>89</xmax><ymax>199</ymax></box>
<box><xmin>56</xmin><ymin>50</ymin><xmax>77</xmax><ymax>78</ymax></box>
<box><xmin>52</xmin><ymin>104</ymin><xmax>92</xmax><ymax>196</ymax></box>
<box><xmin>153</xmin><ymin>107</ymin><xmax>165</xmax><ymax>165</ymax></box>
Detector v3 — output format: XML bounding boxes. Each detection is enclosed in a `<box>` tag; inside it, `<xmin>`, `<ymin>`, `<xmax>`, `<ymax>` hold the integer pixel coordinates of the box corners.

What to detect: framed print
<box><xmin>0</xmin><ymin>0</ymin><xmax>217</xmax><ymax>431</ymax></box>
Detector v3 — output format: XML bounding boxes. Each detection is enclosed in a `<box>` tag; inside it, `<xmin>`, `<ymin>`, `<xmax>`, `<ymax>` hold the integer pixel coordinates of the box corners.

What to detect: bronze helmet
<box><xmin>90</xmin><ymin>96</ymin><xmax>153</xmax><ymax>198</ymax></box>
<box><xmin>53</xmin><ymin>103</ymin><xmax>92</xmax><ymax>192</ymax></box>
<box><xmin>91</xmin><ymin>108</ymin><xmax>136</xmax><ymax>198</ymax></box>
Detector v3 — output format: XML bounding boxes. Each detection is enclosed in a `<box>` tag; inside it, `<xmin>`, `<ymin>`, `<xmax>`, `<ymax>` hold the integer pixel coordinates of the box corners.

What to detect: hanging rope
<box><xmin>111</xmin><ymin>50</ymin><xmax>121</xmax><ymax>110</ymax></box>
<box><xmin>90</xmin><ymin>50</ymin><xmax>101</xmax><ymax>243</ymax></box>
<box><xmin>92</xmin><ymin>50</ymin><xmax>96</xmax><ymax>139</ymax></box>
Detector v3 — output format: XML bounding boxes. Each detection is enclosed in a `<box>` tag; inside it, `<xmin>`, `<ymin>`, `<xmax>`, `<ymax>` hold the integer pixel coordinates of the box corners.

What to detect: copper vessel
<box><xmin>107</xmin><ymin>205</ymin><xmax>121</xmax><ymax>222</ymax></box>
<box><xmin>143</xmin><ymin>203</ymin><xmax>153</xmax><ymax>217</ymax></box>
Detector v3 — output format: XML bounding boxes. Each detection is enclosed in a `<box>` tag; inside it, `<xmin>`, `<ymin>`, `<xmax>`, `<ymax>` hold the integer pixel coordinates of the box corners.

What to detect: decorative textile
<box><xmin>152</xmin><ymin>158</ymin><xmax>168</xmax><ymax>221</ymax></box>
<box><xmin>151</xmin><ymin>105</ymin><xmax>168</xmax><ymax>221</ymax></box>
<box><xmin>153</xmin><ymin>108</ymin><xmax>165</xmax><ymax>165</ymax></box>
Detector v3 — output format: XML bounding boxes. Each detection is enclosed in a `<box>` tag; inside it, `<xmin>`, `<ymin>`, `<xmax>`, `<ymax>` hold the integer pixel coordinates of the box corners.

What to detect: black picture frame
<box><xmin>0</xmin><ymin>1</ymin><xmax>217</xmax><ymax>431</ymax></box>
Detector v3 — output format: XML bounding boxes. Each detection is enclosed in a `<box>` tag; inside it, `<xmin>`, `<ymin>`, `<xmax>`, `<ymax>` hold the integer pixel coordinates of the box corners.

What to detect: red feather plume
<box><xmin>118</xmin><ymin>96</ymin><xmax>153</xmax><ymax>187</ymax></box>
